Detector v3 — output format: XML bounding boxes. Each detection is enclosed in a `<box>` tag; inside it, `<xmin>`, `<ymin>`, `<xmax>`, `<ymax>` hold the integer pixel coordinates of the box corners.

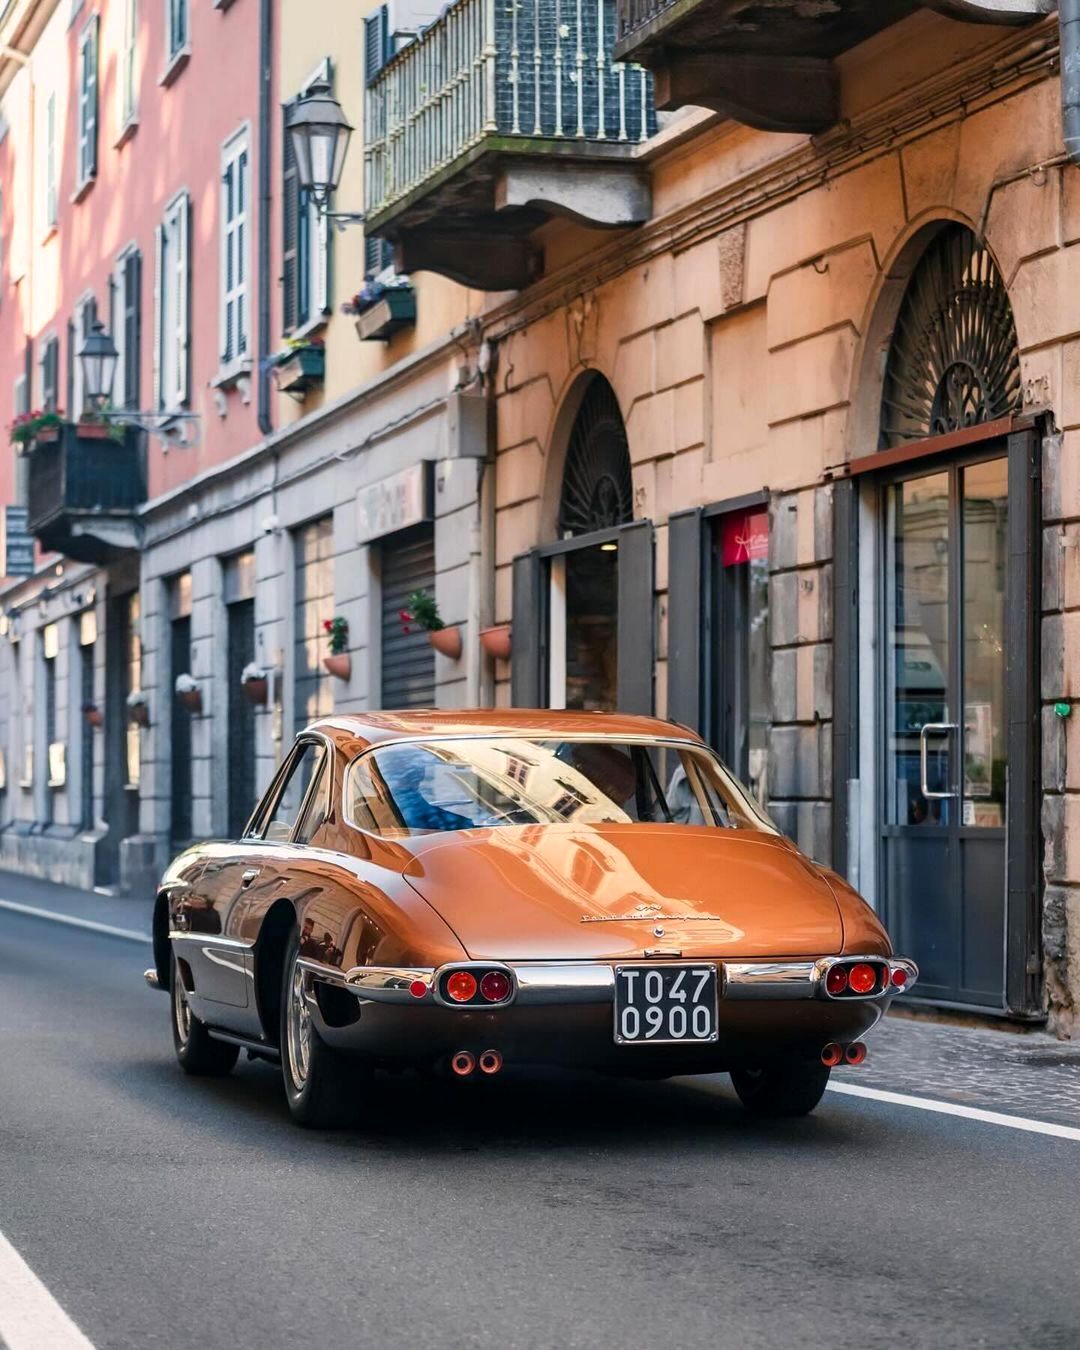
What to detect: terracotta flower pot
<box><xmin>177</xmin><ymin>688</ymin><xmax>203</xmax><ymax>714</ymax></box>
<box><xmin>323</xmin><ymin>652</ymin><xmax>352</xmax><ymax>680</ymax></box>
<box><xmin>84</xmin><ymin>707</ymin><xmax>104</xmax><ymax>729</ymax></box>
<box><xmin>480</xmin><ymin>624</ymin><xmax>512</xmax><ymax>661</ymax></box>
<box><xmin>77</xmin><ymin>422</ymin><xmax>112</xmax><ymax>439</ymax></box>
<box><xmin>242</xmin><ymin>677</ymin><xmax>268</xmax><ymax>706</ymax></box>
<box><xmin>428</xmin><ymin>626</ymin><xmax>462</xmax><ymax>660</ymax></box>
<box><xmin>129</xmin><ymin>703</ymin><xmax>150</xmax><ymax>728</ymax></box>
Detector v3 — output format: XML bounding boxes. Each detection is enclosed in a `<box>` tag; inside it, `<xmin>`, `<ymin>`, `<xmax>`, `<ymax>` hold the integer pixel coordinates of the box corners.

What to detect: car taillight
<box><xmin>479</xmin><ymin>971</ymin><xmax>511</xmax><ymax>1003</ymax></box>
<box><xmin>848</xmin><ymin>963</ymin><xmax>877</xmax><ymax>995</ymax></box>
<box><xmin>891</xmin><ymin>966</ymin><xmax>908</xmax><ymax>988</ymax></box>
<box><xmin>409</xmin><ymin>979</ymin><xmax>428</xmax><ymax>999</ymax></box>
<box><xmin>446</xmin><ymin>970</ymin><xmax>478</xmax><ymax>1003</ymax></box>
<box><xmin>826</xmin><ymin>965</ymin><xmax>849</xmax><ymax>996</ymax></box>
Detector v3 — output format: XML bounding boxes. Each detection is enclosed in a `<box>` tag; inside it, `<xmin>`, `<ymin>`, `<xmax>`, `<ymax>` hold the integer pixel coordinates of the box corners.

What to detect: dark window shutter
<box><xmin>666</xmin><ymin>508</ymin><xmax>704</xmax><ymax>734</ymax></box>
<box><xmin>124</xmin><ymin>250</ymin><xmax>141</xmax><ymax>409</ymax></box>
<box><xmin>364</xmin><ymin>6</ymin><xmax>391</xmax><ymax>85</ymax></box>
<box><xmin>87</xmin><ymin>18</ymin><xmax>98</xmax><ymax>179</ymax></box>
<box><xmin>364</xmin><ymin>233</ymin><xmax>393</xmax><ymax>277</ymax></box>
<box><xmin>616</xmin><ymin>520</ymin><xmax>655</xmax><ymax>715</ymax></box>
<box><xmin>511</xmin><ymin>550</ymin><xmax>545</xmax><ymax>707</ymax></box>
<box><xmin>44</xmin><ymin>337</ymin><xmax>59</xmax><ymax>412</ymax></box>
<box><xmin>282</xmin><ymin>103</ymin><xmax>299</xmax><ymax>333</ymax></box>
<box><xmin>65</xmin><ymin>319</ymin><xmax>75</xmax><ymax>414</ymax></box>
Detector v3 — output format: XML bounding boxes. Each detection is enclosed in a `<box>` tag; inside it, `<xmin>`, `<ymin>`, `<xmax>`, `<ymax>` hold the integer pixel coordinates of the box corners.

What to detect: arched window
<box><xmin>558</xmin><ymin>375</ymin><xmax>633</xmax><ymax>537</ymax></box>
<box><xmin>880</xmin><ymin>224</ymin><xmax>1021</xmax><ymax>448</ymax></box>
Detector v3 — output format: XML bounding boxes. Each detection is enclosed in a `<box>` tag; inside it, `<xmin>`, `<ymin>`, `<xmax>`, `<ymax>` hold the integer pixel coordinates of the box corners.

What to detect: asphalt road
<box><xmin>2</xmin><ymin>906</ymin><xmax>1079</xmax><ymax>1350</ymax></box>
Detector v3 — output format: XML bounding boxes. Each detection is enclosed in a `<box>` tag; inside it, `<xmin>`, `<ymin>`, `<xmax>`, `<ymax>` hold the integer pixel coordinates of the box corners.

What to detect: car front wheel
<box><xmin>280</xmin><ymin>929</ymin><xmax>367</xmax><ymax>1128</ymax></box>
<box><xmin>730</xmin><ymin>1060</ymin><xmax>831</xmax><ymax>1118</ymax></box>
<box><xmin>171</xmin><ymin>952</ymin><xmax>240</xmax><ymax>1077</ymax></box>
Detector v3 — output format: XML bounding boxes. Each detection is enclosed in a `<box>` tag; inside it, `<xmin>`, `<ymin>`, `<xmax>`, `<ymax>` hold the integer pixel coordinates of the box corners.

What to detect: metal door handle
<box><xmin>919</xmin><ymin>722</ymin><xmax>958</xmax><ymax>799</ymax></box>
<box><xmin>241</xmin><ymin>868</ymin><xmax>260</xmax><ymax>886</ymax></box>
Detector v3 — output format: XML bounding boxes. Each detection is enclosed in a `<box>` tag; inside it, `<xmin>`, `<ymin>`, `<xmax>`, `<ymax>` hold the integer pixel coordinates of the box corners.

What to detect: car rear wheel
<box><xmin>171</xmin><ymin>952</ymin><xmax>240</xmax><ymax>1077</ymax></box>
<box><xmin>280</xmin><ymin>929</ymin><xmax>367</xmax><ymax>1128</ymax></box>
<box><xmin>730</xmin><ymin>1060</ymin><xmax>831</xmax><ymax>1118</ymax></box>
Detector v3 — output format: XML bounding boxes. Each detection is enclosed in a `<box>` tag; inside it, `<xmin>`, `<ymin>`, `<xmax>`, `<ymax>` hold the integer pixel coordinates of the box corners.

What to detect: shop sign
<box><xmin>721</xmin><ymin>508</ymin><xmax>769</xmax><ymax>566</ymax></box>
<box><xmin>3</xmin><ymin>506</ymin><xmax>34</xmax><ymax>578</ymax></box>
<box><xmin>356</xmin><ymin>462</ymin><xmax>433</xmax><ymax>545</ymax></box>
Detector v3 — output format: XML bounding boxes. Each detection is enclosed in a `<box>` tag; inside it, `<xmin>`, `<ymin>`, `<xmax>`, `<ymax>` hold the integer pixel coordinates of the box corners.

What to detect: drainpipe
<box><xmin>1062</xmin><ymin>0</ymin><xmax>1080</xmax><ymax>163</ymax></box>
<box><xmin>256</xmin><ymin>0</ymin><xmax>273</xmax><ymax>435</ymax></box>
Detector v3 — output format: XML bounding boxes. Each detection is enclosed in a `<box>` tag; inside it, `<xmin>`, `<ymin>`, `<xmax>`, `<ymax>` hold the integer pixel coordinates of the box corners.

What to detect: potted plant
<box><xmin>344</xmin><ymin>276</ymin><xmax>416</xmax><ymax>342</ymax></box>
<box><xmin>77</xmin><ymin>407</ymin><xmax>125</xmax><ymax>442</ymax></box>
<box><xmin>174</xmin><ymin>672</ymin><xmax>203</xmax><ymax>714</ymax></box>
<box><xmin>480</xmin><ymin>624</ymin><xmax>512</xmax><ymax>661</ymax></box>
<box><xmin>322</xmin><ymin>616</ymin><xmax>351</xmax><ymax>680</ymax></box>
<box><xmin>240</xmin><ymin>662</ymin><xmax>269</xmax><ymax>706</ymax></box>
<box><xmin>265</xmin><ymin>336</ymin><xmax>325</xmax><ymax>398</ymax></box>
<box><xmin>82</xmin><ymin>702</ymin><xmax>104</xmax><ymax>729</ymax></box>
<box><xmin>401</xmin><ymin>589</ymin><xmax>461</xmax><ymax>660</ymax></box>
<box><xmin>126</xmin><ymin>689</ymin><xmax>150</xmax><ymax>727</ymax></box>
<box><xmin>10</xmin><ymin>409</ymin><xmax>64</xmax><ymax>450</ymax></box>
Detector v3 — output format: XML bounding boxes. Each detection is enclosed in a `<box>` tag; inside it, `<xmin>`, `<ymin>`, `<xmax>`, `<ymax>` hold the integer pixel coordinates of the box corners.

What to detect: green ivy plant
<box><xmin>400</xmin><ymin>589</ymin><xmax>443</xmax><ymax>633</ymax></box>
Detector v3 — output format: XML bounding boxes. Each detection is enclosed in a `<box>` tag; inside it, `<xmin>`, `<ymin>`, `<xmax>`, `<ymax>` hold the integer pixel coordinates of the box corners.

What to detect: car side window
<box><xmin>294</xmin><ymin>756</ymin><xmax>330</xmax><ymax>844</ymax></box>
<box><xmin>256</xmin><ymin>742</ymin><xmax>326</xmax><ymax>843</ymax></box>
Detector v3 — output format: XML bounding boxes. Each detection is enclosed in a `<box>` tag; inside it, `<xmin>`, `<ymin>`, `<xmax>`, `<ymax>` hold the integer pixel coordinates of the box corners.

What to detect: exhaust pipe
<box><xmin>845</xmin><ymin>1042</ymin><xmax>867</xmax><ymax>1066</ymax></box>
<box><xmin>820</xmin><ymin>1043</ymin><xmax>844</xmax><ymax>1068</ymax></box>
<box><xmin>450</xmin><ymin>1050</ymin><xmax>477</xmax><ymax>1078</ymax></box>
<box><xmin>478</xmin><ymin>1049</ymin><xmax>503</xmax><ymax>1076</ymax></box>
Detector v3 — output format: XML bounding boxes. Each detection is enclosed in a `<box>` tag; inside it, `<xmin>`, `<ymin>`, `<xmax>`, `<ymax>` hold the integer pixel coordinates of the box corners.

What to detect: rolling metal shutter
<box><xmin>380</xmin><ymin>526</ymin><xmax>435</xmax><ymax>710</ymax></box>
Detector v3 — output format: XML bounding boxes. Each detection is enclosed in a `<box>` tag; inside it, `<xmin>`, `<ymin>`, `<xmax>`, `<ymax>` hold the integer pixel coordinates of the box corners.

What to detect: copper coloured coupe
<box><xmin>146</xmin><ymin>710</ymin><xmax>917</xmax><ymax>1126</ymax></box>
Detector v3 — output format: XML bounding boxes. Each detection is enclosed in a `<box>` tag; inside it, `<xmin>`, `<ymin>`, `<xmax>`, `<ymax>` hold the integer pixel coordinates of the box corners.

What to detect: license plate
<box><xmin>613</xmin><ymin>964</ymin><xmax>719</xmax><ymax>1045</ymax></box>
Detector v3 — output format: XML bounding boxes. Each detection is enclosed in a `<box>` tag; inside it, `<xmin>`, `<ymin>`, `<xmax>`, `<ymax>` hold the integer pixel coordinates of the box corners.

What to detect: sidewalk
<box><xmin>0</xmin><ymin>868</ymin><xmax>153</xmax><ymax>936</ymax></box>
<box><xmin>1</xmin><ymin>867</ymin><xmax>1077</xmax><ymax>1126</ymax></box>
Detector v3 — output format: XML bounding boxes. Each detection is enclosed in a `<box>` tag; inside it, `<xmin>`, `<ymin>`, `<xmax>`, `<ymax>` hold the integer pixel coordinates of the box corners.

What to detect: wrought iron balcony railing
<box><xmin>27</xmin><ymin>422</ymin><xmax>147</xmax><ymax>563</ymax></box>
<box><xmin>364</xmin><ymin>0</ymin><xmax>656</xmax><ymax>290</ymax></box>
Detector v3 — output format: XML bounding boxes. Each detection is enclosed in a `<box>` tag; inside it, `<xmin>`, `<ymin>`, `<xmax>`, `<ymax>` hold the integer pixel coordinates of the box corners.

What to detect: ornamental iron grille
<box><xmin>558</xmin><ymin>376</ymin><xmax>634</xmax><ymax>537</ymax></box>
<box><xmin>880</xmin><ymin>225</ymin><xmax>1021</xmax><ymax>449</ymax></box>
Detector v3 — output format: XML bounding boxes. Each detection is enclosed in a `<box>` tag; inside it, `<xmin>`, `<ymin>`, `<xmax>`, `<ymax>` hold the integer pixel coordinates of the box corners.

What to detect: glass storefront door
<box><xmin>881</xmin><ymin>455</ymin><xmax>1009</xmax><ymax>1007</ymax></box>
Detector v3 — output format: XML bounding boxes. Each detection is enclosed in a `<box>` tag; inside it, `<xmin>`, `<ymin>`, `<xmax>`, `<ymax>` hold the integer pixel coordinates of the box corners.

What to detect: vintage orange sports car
<box><xmin>146</xmin><ymin>710</ymin><xmax>917</xmax><ymax>1126</ymax></box>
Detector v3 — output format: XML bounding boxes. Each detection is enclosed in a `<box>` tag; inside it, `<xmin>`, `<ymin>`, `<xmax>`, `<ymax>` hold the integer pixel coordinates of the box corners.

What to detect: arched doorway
<box><xmin>511</xmin><ymin>374</ymin><xmax>654</xmax><ymax>713</ymax></box>
<box><xmin>844</xmin><ymin>223</ymin><xmax>1040</xmax><ymax>1015</ymax></box>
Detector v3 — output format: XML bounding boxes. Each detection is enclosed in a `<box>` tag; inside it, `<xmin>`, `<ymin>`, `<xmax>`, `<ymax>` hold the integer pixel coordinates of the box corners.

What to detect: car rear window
<box><xmin>345</xmin><ymin>737</ymin><xmax>776</xmax><ymax>837</ymax></box>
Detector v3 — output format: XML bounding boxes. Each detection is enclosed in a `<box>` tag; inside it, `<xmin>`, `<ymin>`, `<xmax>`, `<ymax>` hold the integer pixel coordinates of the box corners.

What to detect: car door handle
<box><xmin>241</xmin><ymin>868</ymin><xmax>260</xmax><ymax>886</ymax></box>
<box><xmin>919</xmin><ymin>722</ymin><xmax>958</xmax><ymax>799</ymax></box>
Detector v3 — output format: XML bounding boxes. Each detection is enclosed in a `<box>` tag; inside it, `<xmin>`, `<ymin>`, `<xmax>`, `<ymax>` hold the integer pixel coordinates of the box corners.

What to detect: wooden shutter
<box><xmin>124</xmin><ymin>250</ymin><xmax>141</xmax><ymax>409</ymax></box>
<box><xmin>178</xmin><ymin>194</ymin><xmax>191</xmax><ymax>405</ymax></box>
<box><xmin>666</xmin><ymin>508</ymin><xmax>704</xmax><ymax>733</ymax></box>
<box><xmin>616</xmin><ymin>520</ymin><xmax>655</xmax><ymax>715</ymax></box>
<box><xmin>65</xmin><ymin>318</ymin><xmax>75</xmax><ymax>415</ymax></box>
<box><xmin>511</xmin><ymin>551</ymin><xmax>544</xmax><ymax>707</ymax></box>
<box><xmin>85</xmin><ymin>17</ymin><xmax>98</xmax><ymax>180</ymax></box>
<box><xmin>42</xmin><ymin>338</ymin><xmax>58</xmax><ymax>412</ymax></box>
<box><xmin>152</xmin><ymin>223</ymin><xmax>163</xmax><ymax>409</ymax></box>
<box><xmin>282</xmin><ymin>103</ymin><xmax>299</xmax><ymax>333</ymax></box>
<box><xmin>364</xmin><ymin>6</ymin><xmax>391</xmax><ymax>85</ymax></box>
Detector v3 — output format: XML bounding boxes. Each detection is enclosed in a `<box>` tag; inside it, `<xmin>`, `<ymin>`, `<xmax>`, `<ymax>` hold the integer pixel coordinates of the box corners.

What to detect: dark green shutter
<box><xmin>666</xmin><ymin>508</ymin><xmax>704</xmax><ymax>733</ymax></box>
<box><xmin>282</xmin><ymin>102</ymin><xmax>299</xmax><ymax>333</ymax></box>
<box><xmin>511</xmin><ymin>551</ymin><xmax>544</xmax><ymax>707</ymax></box>
<box><xmin>364</xmin><ymin>6</ymin><xmax>391</xmax><ymax>85</ymax></box>
<box><xmin>124</xmin><ymin>250</ymin><xmax>141</xmax><ymax>409</ymax></box>
<box><xmin>616</xmin><ymin>520</ymin><xmax>655</xmax><ymax>715</ymax></box>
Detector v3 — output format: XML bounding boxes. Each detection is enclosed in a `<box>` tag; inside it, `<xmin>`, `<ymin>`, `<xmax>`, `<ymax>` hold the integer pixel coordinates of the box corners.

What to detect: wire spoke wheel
<box><xmin>286</xmin><ymin>960</ymin><xmax>313</xmax><ymax>1088</ymax></box>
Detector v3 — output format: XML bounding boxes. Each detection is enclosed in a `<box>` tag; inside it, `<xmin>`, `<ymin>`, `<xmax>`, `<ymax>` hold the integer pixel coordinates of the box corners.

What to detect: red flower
<box><xmin>323</xmin><ymin>619</ymin><xmax>333</xmax><ymax>632</ymax></box>
<box><xmin>398</xmin><ymin>609</ymin><xmax>413</xmax><ymax>624</ymax></box>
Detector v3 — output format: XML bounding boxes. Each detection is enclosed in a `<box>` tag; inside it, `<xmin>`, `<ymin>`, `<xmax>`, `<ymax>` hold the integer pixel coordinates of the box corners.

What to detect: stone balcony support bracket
<box><xmin>919</xmin><ymin>0</ymin><xmax>1054</xmax><ymax>21</ymax></box>
<box><xmin>396</xmin><ymin>231</ymin><xmax>543</xmax><ymax>293</ymax></box>
<box><xmin>494</xmin><ymin>160</ymin><xmax>653</xmax><ymax>230</ymax></box>
<box><xmin>653</xmin><ymin>54</ymin><xmax>838</xmax><ymax>133</ymax></box>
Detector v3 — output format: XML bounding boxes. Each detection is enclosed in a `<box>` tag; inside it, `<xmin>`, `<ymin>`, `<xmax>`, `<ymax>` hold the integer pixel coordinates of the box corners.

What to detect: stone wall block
<box><xmin>771</xmin><ymin>648</ymin><xmax>797</xmax><ymax>723</ymax></box>
<box><xmin>771</xmin><ymin>496</ymin><xmax>800</xmax><ymax>572</ymax></box>
<box><xmin>766</xmin><ymin>327</ymin><xmax>857</xmax><ymax>427</ymax></box>
<box><xmin>496</xmin><ymin>376</ymin><xmax>555</xmax><ymax>454</ymax></box>
<box><xmin>768</xmin><ymin>723</ymin><xmax>824</xmax><ymax>799</ymax></box>
<box><xmin>1064</xmin><ymin>525</ymin><xmax>1080</xmax><ymax>611</ymax></box>
<box><xmin>765</xmin><ymin>241</ymin><xmax>877</xmax><ymax>352</ymax></box>
<box><xmin>984</xmin><ymin>169</ymin><xmax>1060</xmax><ymax>287</ymax></box>
<box><xmin>1042</xmin><ymin>792</ymin><xmax>1066</xmax><ymax>883</ymax></box>
<box><xmin>813</xmin><ymin>484</ymin><xmax>833</xmax><ymax>565</ymax></box>
<box><xmin>1043</xmin><ymin>525</ymin><xmax>1064</xmax><ymax>612</ymax></box>
<box><xmin>656</xmin><ymin>313</ymin><xmax>704</xmax><ymax>393</ymax></box>
<box><xmin>769</xmin><ymin>571</ymin><xmax>799</xmax><ymax>648</ymax></box>
<box><xmin>672</xmin><ymin>381</ymin><xmax>705</xmax><ymax>457</ymax></box>
<box><xmin>496</xmin><ymin>443</ymin><xmax>543</xmax><ymax>512</ymax></box>
<box><xmin>1064</xmin><ymin>794</ymin><xmax>1080</xmax><ymax>885</ymax></box>
<box><xmin>1043</xmin><ymin>707</ymin><xmax>1066</xmax><ymax>795</ymax></box>
<box><xmin>954</xmin><ymin>80</ymin><xmax>1062</xmax><ymax>230</ymax></box>
<box><xmin>626</xmin><ymin>389</ymin><xmax>676</xmax><ymax>465</ymax></box>
<box><xmin>900</xmin><ymin>125</ymin><xmax>960</xmax><ymax>223</ymax></box>
<box><xmin>1041</xmin><ymin>614</ymin><xmax>1064</xmax><ymax>701</ymax></box>
<box><xmin>1009</xmin><ymin>250</ymin><xmax>1080</xmax><ymax>354</ymax></box>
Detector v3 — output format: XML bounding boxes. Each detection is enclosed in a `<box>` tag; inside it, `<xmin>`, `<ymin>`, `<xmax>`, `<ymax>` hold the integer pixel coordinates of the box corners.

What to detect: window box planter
<box><xmin>270</xmin><ymin>344</ymin><xmax>325</xmax><ymax>398</ymax></box>
<box><xmin>354</xmin><ymin>287</ymin><xmax>416</xmax><ymax>342</ymax></box>
<box><xmin>480</xmin><ymin>624</ymin><xmax>512</xmax><ymax>661</ymax></box>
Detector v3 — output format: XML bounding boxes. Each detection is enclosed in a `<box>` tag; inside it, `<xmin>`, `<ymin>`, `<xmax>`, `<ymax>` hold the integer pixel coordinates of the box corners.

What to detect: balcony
<box><xmin>27</xmin><ymin>423</ymin><xmax>147</xmax><ymax>564</ymax></box>
<box><xmin>364</xmin><ymin>0</ymin><xmax>657</xmax><ymax>290</ymax></box>
<box><xmin>614</xmin><ymin>0</ymin><xmax>1050</xmax><ymax>133</ymax></box>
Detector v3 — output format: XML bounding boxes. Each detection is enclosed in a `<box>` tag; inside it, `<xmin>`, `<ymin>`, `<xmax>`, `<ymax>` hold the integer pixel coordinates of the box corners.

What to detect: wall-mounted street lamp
<box><xmin>78</xmin><ymin>321</ymin><xmax>200</xmax><ymax>448</ymax></box>
<box><xmin>285</xmin><ymin>80</ymin><xmax>364</xmax><ymax>228</ymax></box>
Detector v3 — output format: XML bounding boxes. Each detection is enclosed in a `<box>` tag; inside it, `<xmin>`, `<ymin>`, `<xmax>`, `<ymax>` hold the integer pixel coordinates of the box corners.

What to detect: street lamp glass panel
<box><xmin>79</xmin><ymin>321</ymin><xmax>119</xmax><ymax>405</ymax></box>
<box><xmin>286</xmin><ymin>79</ymin><xmax>353</xmax><ymax>207</ymax></box>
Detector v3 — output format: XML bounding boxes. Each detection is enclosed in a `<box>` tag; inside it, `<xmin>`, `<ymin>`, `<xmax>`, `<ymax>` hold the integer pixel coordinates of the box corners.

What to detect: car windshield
<box><xmin>345</xmin><ymin>737</ymin><xmax>776</xmax><ymax>837</ymax></box>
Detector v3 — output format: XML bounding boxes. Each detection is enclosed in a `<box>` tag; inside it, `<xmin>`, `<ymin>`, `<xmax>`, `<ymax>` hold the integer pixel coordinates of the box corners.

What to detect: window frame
<box><xmin>281</xmin><ymin>59</ymin><xmax>332</xmax><ymax>338</ymax></box>
<box><xmin>76</xmin><ymin>15</ymin><xmax>99</xmax><ymax>191</ymax></box>
<box><xmin>70</xmin><ymin>292</ymin><xmax>97</xmax><ymax>417</ymax></box>
<box><xmin>39</xmin><ymin>333</ymin><xmax>59</xmax><ymax>412</ymax></box>
<box><xmin>111</xmin><ymin>244</ymin><xmax>141</xmax><ymax>410</ymax></box>
<box><xmin>166</xmin><ymin>0</ymin><xmax>188</xmax><ymax>63</ymax></box>
<box><xmin>154</xmin><ymin>189</ymin><xmax>190</xmax><ymax>411</ymax></box>
<box><xmin>244</xmin><ymin>735</ymin><xmax>331</xmax><ymax>843</ymax></box>
<box><xmin>118</xmin><ymin>0</ymin><xmax>138</xmax><ymax>133</ymax></box>
<box><xmin>219</xmin><ymin>125</ymin><xmax>251</xmax><ymax>375</ymax></box>
<box><xmin>43</xmin><ymin>92</ymin><xmax>57</xmax><ymax>229</ymax></box>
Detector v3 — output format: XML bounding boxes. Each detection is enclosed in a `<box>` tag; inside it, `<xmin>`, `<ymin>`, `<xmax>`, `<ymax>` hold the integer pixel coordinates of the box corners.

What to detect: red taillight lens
<box><xmin>479</xmin><ymin>970</ymin><xmax>511</xmax><ymax>1003</ymax></box>
<box><xmin>409</xmin><ymin>979</ymin><xmax>428</xmax><ymax>999</ymax></box>
<box><xmin>446</xmin><ymin>971</ymin><xmax>478</xmax><ymax>1003</ymax></box>
<box><xmin>826</xmin><ymin>965</ymin><xmax>849</xmax><ymax>996</ymax></box>
<box><xmin>891</xmin><ymin>966</ymin><xmax>908</xmax><ymax>988</ymax></box>
<box><xmin>848</xmin><ymin>963</ymin><xmax>876</xmax><ymax>995</ymax></box>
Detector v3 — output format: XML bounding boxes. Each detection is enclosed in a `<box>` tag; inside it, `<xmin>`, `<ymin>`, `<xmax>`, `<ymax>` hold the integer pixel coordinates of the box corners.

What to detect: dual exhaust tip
<box><xmin>821</xmin><ymin>1041</ymin><xmax>867</xmax><ymax>1068</ymax></box>
<box><xmin>450</xmin><ymin>1049</ymin><xmax>503</xmax><ymax>1078</ymax></box>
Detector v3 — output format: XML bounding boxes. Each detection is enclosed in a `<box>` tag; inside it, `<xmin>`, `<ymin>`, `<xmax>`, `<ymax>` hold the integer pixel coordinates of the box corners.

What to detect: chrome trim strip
<box><xmin>297</xmin><ymin>957</ymin><xmax>350</xmax><ymax>988</ymax></box>
<box><xmin>724</xmin><ymin>961</ymin><xmax>819</xmax><ymax>1001</ymax></box>
<box><xmin>169</xmin><ymin>931</ymin><xmax>255</xmax><ymax>952</ymax></box>
<box><xmin>511</xmin><ymin>963</ymin><xmax>615</xmax><ymax>1005</ymax></box>
<box><xmin>343</xmin><ymin>965</ymin><xmax>435</xmax><ymax>1003</ymax></box>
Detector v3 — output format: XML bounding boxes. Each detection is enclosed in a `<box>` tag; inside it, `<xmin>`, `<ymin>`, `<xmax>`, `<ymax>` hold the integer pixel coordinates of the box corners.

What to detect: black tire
<box><xmin>730</xmin><ymin>1060</ymin><xmax>831</xmax><ymax>1118</ymax></box>
<box><xmin>279</xmin><ymin>928</ymin><xmax>367</xmax><ymax>1128</ymax></box>
<box><xmin>171</xmin><ymin>952</ymin><xmax>240</xmax><ymax>1077</ymax></box>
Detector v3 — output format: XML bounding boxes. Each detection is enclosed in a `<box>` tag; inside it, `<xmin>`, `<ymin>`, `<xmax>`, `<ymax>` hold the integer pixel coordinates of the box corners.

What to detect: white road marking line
<box><xmin>0</xmin><ymin>899</ymin><xmax>149</xmax><ymax>945</ymax></box>
<box><xmin>827</xmin><ymin>1081</ymin><xmax>1080</xmax><ymax>1142</ymax></box>
<box><xmin>0</xmin><ymin>1228</ymin><xmax>97</xmax><ymax>1350</ymax></box>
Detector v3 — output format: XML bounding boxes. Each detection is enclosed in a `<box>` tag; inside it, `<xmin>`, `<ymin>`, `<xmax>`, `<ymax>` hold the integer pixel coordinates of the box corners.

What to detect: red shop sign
<box><xmin>721</xmin><ymin>508</ymin><xmax>768</xmax><ymax>566</ymax></box>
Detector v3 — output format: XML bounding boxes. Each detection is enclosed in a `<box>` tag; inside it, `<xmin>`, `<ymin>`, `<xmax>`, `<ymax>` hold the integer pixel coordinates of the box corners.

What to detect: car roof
<box><xmin>306</xmin><ymin>708</ymin><xmax>703</xmax><ymax>753</ymax></box>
